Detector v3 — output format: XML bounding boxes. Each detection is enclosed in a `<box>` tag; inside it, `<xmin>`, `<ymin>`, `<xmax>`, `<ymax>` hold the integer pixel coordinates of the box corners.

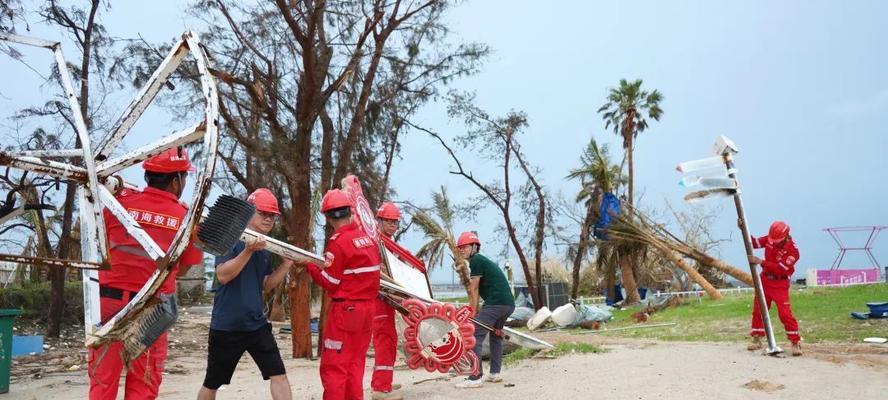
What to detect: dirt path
<box><xmin>7</xmin><ymin>307</ymin><xmax>887</xmax><ymax>399</ymax></box>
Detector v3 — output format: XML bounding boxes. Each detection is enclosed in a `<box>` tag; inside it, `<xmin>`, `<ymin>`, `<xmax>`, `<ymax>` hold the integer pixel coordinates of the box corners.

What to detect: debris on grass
<box><xmin>577</xmin><ymin>322</ymin><xmax>677</xmax><ymax>335</ymax></box>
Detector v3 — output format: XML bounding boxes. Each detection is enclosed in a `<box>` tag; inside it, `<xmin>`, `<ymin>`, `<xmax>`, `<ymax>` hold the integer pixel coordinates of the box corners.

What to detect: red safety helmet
<box><xmin>321</xmin><ymin>189</ymin><xmax>352</xmax><ymax>213</ymax></box>
<box><xmin>768</xmin><ymin>221</ymin><xmax>790</xmax><ymax>243</ymax></box>
<box><xmin>376</xmin><ymin>202</ymin><xmax>401</xmax><ymax>220</ymax></box>
<box><xmin>142</xmin><ymin>147</ymin><xmax>196</xmax><ymax>173</ymax></box>
<box><xmin>457</xmin><ymin>231</ymin><xmax>480</xmax><ymax>247</ymax></box>
<box><xmin>247</xmin><ymin>188</ymin><xmax>280</xmax><ymax>215</ymax></box>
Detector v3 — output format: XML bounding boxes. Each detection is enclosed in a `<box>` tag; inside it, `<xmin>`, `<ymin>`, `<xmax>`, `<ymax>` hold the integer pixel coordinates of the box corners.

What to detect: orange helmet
<box><xmin>457</xmin><ymin>231</ymin><xmax>480</xmax><ymax>247</ymax></box>
<box><xmin>143</xmin><ymin>147</ymin><xmax>196</xmax><ymax>173</ymax></box>
<box><xmin>768</xmin><ymin>221</ymin><xmax>790</xmax><ymax>243</ymax></box>
<box><xmin>247</xmin><ymin>188</ymin><xmax>280</xmax><ymax>214</ymax></box>
<box><xmin>321</xmin><ymin>189</ymin><xmax>351</xmax><ymax>213</ymax></box>
<box><xmin>376</xmin><ymin>202</ymin><xmax>401</xmax><ymax>220</ymax></box>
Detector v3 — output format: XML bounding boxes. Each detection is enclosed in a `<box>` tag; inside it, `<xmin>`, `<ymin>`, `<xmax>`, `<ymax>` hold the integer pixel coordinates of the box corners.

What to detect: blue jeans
<box><xmin>470</xmin><ymin>304</ymin><xmax>515</xmax><ymax>380</ymax></box>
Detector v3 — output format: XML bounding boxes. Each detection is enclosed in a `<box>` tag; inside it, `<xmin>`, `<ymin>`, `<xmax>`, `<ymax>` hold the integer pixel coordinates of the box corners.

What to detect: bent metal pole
<box><xmin>724</xmin><ymin>153</ymin><xmax>783</xmax><ymax>355</ymax></box>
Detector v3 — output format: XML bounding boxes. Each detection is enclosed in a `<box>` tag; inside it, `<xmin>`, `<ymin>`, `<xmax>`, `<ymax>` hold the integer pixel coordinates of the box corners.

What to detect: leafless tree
<box><xmin>412</xmin><ymin>91</ymin><xmax>548</xmax><ymax>310</ymax></box>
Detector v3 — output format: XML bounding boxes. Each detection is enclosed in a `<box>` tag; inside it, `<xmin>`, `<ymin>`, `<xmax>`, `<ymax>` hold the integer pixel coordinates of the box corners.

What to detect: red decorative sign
<box><xmin>401</xmin><ymin>298</ymin><xmax>478</xmax><ymax>375</ymax></box>
<box><xmin>341</xmin><ymin>175</ymin><xmax>379</xmax><ymax>241</ymax></box>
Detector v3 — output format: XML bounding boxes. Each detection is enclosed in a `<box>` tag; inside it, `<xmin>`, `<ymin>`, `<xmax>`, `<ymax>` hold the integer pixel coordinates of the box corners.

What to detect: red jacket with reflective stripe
<box><xmin>308</xmin><ymin>222</ymin><xmax>381</xmax><ymax>300</ymax></box>
<box><xmin>100</xmin><ymin>187</ymin><xmax>203</xmax><ymax>294</ymax></box>
<box><xmin>751</xmin><ymin>235</ymin><xmax>800</xmax><ymax>278</ymax></box>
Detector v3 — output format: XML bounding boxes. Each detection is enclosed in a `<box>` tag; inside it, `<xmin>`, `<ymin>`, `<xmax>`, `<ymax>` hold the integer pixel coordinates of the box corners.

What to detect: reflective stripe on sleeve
<box><xmin>322</xmin><ymin>270</ymin><xmax>341</xmax><ymax>285</ymax></box>
<box><xmin>343</xmin><ymin>265</ymin><xmax>380</xmax><ymax>275</ymax></box>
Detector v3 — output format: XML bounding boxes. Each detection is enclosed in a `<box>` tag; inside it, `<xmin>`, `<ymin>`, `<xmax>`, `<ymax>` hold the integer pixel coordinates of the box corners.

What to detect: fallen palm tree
<box><xmin>603</xmin><ymin>204</ymin><xmax>753</xmax><ymax>300</ymax></box>
<box><xmin>606</xmin><ymin>217</ymin><xmax>722</xmax><ymax>300</ymax></box>
<box><xmin>629</xmin><ymin>206</ymin><xmax>753</xmax><ymax>286</ymax></box>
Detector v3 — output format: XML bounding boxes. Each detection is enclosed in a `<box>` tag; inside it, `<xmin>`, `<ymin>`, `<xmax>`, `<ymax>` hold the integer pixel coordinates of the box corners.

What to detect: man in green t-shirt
<box><xmin>454</xmin><ymin>231</ymin><xmax>515</xmax><ymax>389</ymax></box>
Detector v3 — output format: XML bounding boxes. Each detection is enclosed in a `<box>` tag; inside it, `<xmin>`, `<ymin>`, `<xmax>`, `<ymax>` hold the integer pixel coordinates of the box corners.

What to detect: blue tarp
<box><xmin>575</xmin><ymin>304</ymin><xmax>613</xmax><ymax>324</ymax></box>
<box><xmin>604</xmin><ymin>284</ymin><xmax>624</xmax><ymax>305</ymax></box>
<box><xmin>594</xmin><ymin>192</ymin><xmax>621</xmax><ymax>240</ymax></box>
<box><xmin>603</xmin><ymin>284</ymin><xmax>648</xmax><ymax>305</ymax></box>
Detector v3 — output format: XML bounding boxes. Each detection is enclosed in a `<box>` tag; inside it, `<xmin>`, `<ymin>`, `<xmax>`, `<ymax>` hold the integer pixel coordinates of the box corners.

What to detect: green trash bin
<box><xmin>0</xmin><ymin>309</ymin><xmax>22</xmax><ymax>394</ymax></box>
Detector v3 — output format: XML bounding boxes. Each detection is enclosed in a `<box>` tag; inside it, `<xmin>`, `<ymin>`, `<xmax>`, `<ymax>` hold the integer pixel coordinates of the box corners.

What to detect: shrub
<box><xmin>0</xmin><ymin>281</ymin><xmax>84</xmax><ymax>325</ymax></box>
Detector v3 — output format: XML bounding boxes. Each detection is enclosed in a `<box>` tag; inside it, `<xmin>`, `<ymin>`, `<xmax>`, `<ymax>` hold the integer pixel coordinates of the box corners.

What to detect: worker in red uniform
<box><xmin>747</xmin><ymin>221</ymin><xmax>802</xmax><ymax>356</ymax></box>
<box><xmin>89</xmin><ymin>147</ymin><xmax>203</xmax><ymax>399</ymax></box>
<box><xmin>303</xmin><ymin>189</ymin><xmax>382</xmax><ymax>400</ymax></box>
<box><xmin>371</xmin><ymin>202</ymin><xmax>404</xmax><ymax>400</ymax></box>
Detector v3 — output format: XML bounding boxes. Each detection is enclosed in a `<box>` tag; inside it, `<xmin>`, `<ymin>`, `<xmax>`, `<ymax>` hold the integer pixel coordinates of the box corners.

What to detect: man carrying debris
<box><xmin>454</xmin><ymin>231</ymin><xmax>515</xmax><ymax>389</ymax></box>
<box><xmin>197</xmin><ymin>188</ymin><xmax>293</xmax><ymax>400</ymax></box>
<box><xmin>303</xmin><ymin>189</ymin><xmax>382</xmax><ymax>400</ymax></box>
<box><xmin>371</xmin><ymin>202</ymin><xmax>406</xmax><ymax>400</ymax></box>
<box><xmin>89</xmin><ymin>148</ymin><xmax>203</xmax><ymax>400</ymax></box>
<box><xmin>747</xmin><ymin>221</ymin><xmax>802</xmax><ymax>356</ymax></box>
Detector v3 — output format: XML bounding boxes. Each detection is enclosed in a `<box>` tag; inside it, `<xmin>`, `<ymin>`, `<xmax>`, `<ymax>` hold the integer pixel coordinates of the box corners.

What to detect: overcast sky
<box><xmin>2</xmin><ymin>1</ymin><xmax>887</xmax><ymax>285</ymax></box>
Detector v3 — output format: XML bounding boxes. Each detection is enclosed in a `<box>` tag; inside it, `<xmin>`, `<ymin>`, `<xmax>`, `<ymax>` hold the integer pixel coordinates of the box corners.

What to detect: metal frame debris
<box><xmin>0</xmin><ymin>32</ymin><xmax>220</xmax><ymax>348</ymax></box>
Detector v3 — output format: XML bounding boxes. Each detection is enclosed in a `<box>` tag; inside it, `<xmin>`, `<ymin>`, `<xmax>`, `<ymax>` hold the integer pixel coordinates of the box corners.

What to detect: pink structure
<box><xmin>823</xmin><ymin>226</ymin><xmax>886</xmax><ymax>270</ymax></box>
<box><xmin>814</xmin><ymin>268</ymin><xmax>881</xmax><ymax>285</ymax></box>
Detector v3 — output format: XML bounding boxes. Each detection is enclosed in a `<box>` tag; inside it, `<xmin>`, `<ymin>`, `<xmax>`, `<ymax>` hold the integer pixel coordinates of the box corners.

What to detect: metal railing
<box><xmin>576</xmin><ymin>287</ymin><xmax>755</xmax><ymax>305</ymax></box>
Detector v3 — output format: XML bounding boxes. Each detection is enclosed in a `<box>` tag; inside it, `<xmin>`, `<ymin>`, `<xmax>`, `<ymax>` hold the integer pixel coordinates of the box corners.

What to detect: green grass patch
<box><xmin>603</xmin><ymin>283</ymin><xmax>888</xmax><ymax>343</ymax></box>
<box><xmin>547</xmin><ymin>341</ymin><xmax>605</xmax><ymax>356</ymax></box>
<box><xmin>438</xmin><ymin>296</ymin><xmax>468</xmax><ymax>303</ymax></box>
<box><xmin>503</xmin><ymin>341</ymin><xmax>605</xmax><ymax>366</ymax></box>
<box><xmin>503</xmin><ymin>347</ymin><xmax>536</xmax><ymax>366</ymax></box>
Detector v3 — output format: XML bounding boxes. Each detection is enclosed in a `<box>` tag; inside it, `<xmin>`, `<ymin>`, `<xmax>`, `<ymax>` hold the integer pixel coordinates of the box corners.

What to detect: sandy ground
<box><xmin>7</xmin><ymin>305</ymin><xmax>888</xmax><ymax>400</ymax></box>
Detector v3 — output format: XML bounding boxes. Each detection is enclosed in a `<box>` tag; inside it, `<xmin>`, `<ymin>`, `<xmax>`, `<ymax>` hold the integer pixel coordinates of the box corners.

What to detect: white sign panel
<box><xmin>676</xmin><ymin>156</ymin><xmax>725</xmax><ymax>173</ymax></box>
<box><xmin>385</xmin><ymin>248</ymin><xmax>433</xmax><ymax>300</ymax></box>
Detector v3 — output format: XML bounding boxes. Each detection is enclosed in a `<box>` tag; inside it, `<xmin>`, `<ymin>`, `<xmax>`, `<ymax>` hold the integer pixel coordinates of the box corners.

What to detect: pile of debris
<box><xmin>511</xmin><ymin>300</ymin><xmax>614</xmax><ymax>332</ymax></box>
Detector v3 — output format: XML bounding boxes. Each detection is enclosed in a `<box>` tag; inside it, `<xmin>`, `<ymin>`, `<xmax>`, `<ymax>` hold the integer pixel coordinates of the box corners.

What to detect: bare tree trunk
<box><xmin>378</xmin><ymin>126</ymin><xmax>399</xmax><ymax>205</ymax></box>
<box><xmin>319</xmin><ymin>110</ymin><xmax>335</xmax><ymax>191</ymax></box>
<box><xmin>656</xmin><ymin>245</ymin><xmax>722</xmax><ymax>300</ymax></box>
<box><xmin>627</xmin><ymin>146</ymin><xmax>633</xmax><ymax>207</ymax></box>
<box><xmin>689</xmin><ymin>251</ymin><xmax>753</xmax><ymax>286</ymax></box>
<box><xmin>570</xmin><ymin>201</ymin><xmax>596</xmax><ymax>299</ymax></box>
<box><xmin>287</xmin><ymin>124</ymin><xmax>314</xmax><ymax>358</ymax></box>
<box><xmin>619</xmin><ymin>253</ymin><xmax>641</xmax><ymax>304</ymax></box>
<box><xmin>47</xmin><ymin>187</ymin><xmax>73</xmax><ymax>337</ymax></box>
<box><xmin>605</xmin><ymin>262</ymin><xmax>616</xmax><ymax>301</ymax></box>
<box><xmin>504</xmin><ymin>219</ymin><xmax>541</xmax><ymax>309</ymax></box>
<box><xmin>288</xmin><ymin>270</ymin><xmax>312</xmax><ymax>357</ymax></box>
<box><xmin>621</xmin><ymin>110</ymin><xmax>636</xmax><ymax>208</ymax></box>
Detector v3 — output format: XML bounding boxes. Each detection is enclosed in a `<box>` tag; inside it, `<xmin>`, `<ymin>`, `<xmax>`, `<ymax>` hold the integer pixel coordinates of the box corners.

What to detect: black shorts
<box><xmin>203</xmin><ymin>323</ymin><xmax>286</xmax><ymax>390</ymax></box>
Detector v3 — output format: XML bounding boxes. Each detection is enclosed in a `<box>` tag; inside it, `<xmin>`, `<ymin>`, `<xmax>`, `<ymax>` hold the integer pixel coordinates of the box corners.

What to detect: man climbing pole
<box><xmin>747</xmin><ymin>221</ymin><xmax>803</xmax><ymax>356</ymax></box>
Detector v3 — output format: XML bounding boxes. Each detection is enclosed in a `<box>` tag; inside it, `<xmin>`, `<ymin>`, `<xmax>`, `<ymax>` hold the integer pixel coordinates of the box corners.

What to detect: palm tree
<box><xmin>412</xmin><ymin>186</ymin><xmax>471</xmax><ymax>292</ymax></box>
<box><xmin>566</xmin><ymin>138</ymin><xmax>624</xmax><ymax>299</ymax></box>
<box><xmin>597</xmin><ymin>79</ymin><xmax>663</xmax><ymax>207</ymax></box>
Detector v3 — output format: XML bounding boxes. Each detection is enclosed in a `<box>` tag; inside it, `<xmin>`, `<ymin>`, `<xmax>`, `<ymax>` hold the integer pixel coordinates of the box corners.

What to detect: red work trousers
<box><xmin>320</xmin><ymin>300</ymin><xmax>373</xmax><ymax>400</ymax></box>
<box><xmin>370</xmin><ymin>298</ymin><xmax>397</xmax><ymax>392</ymax></box>
<box><xmin>750</xmin><ymin>278</ymin><xmax>800</xmax><ymax>343</ymax></box>
<box><xmin>88</xmin><ymin>296</ymin><xmax>168</xmax><ymax>400</ymax></box>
